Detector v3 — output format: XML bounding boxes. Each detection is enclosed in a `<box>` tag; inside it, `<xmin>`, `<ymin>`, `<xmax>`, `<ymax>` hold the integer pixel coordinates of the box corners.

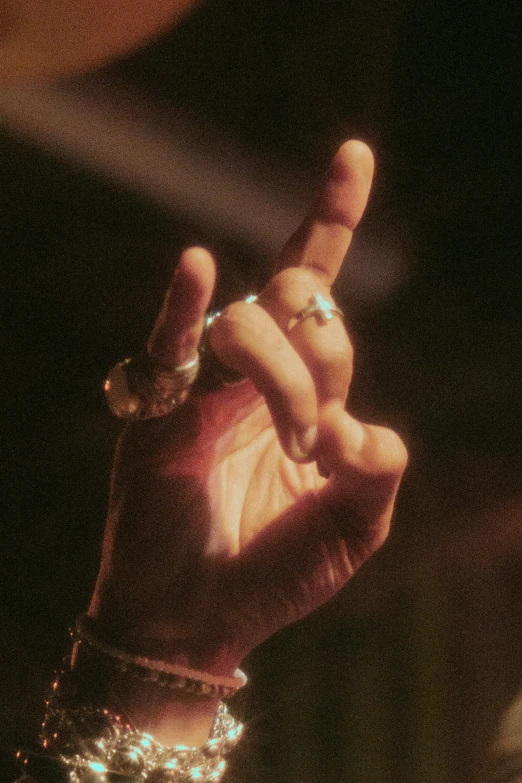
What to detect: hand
<box><xmin>88</xmin><ymin>141</ymin><xmax>407</xmax><ymax>679</ymax></box>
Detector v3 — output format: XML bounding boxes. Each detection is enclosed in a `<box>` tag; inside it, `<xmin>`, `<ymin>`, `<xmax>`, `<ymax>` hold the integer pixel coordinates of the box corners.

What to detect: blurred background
<box><xmin>0</xmin><ymin>0</ymin><xmax>520</xmax><ymax>780</ymax></box>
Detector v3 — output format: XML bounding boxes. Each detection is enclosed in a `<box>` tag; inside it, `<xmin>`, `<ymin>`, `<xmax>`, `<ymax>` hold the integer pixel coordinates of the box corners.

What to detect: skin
<box><xmin>85</xmin><ymin>141</ymin><xmax>408</xmax><ymax>744</ymax></box>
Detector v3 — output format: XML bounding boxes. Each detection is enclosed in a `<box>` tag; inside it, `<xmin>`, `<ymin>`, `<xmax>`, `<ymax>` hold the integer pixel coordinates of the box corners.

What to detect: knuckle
<box><xmin>266</xmin><ymin>266</ymin><xmax>319</xmax><ymax>297</ymax></box>
<box><xmin>319</xmin><ymin>333</ymin><xmax>354</xmax><ymax>368</ymax></box>
<box><xmin>300</xmin><ymin>331</ymin><xmax>354</xmax><ymax>397</ymax></box>
<box><xmin>344</xmin><ymin>333</ymin><xmax>354</xmax><ymax>361</ymax></box>
<box><xmin>366</xmin><ymin>517</ymin><xmax>392</xmax><ymax>554</ymax></box>
<box><xmin>385</xmin><ymin>430</ymin><xmax>409</xmax><ymax>475</ymax></box>
<box><xmin>209</xmin><ymin>301</ymin><xmax>254</xmax><ymax>345</ymax></box>
<box><xmin>334</xmin><ymin>421</ymin><xmax>407</xmax><ymax>482</ymax></box>
<box><xmin>219</xmin><ymin>300</ymin><xmax>252</xmax><ymax>326</ymax></box>
<box><xmin>262</xmin><ymin>268</ymin><xmax>331</xmax><ymax>317</ymax></box>
<box><xmin>271</xmin><ymin>368</ymin><xmax>315</xmax><ymax>409</ymax></box>
<box><xmin>364</xmin><ymin>426</ymin><xmax>408</xmax><ymax>478</ymax></box>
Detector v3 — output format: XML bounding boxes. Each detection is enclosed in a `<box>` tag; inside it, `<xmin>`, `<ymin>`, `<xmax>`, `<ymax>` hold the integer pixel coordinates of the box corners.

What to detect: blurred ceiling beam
<box><xmin>0</xmin><ymin>77</ymin><xmax>308</xmax><ymax>256</ymax></box>
<box><xmin>0</xmin><ymin>77</ymin><xmax>408</xmax><ymax>301</ymax></box>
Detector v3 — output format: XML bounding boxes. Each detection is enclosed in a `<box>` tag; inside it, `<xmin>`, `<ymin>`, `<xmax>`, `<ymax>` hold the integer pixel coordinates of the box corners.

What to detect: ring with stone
<box><xmin>104</xmin><ymin>350</ymin><xmax>200</xmax><ymax>420</ymax></box>
<box><xmin>287</xmin><ymin>293</ymin><xmax>344</xmax><ymax>331</ymax></box>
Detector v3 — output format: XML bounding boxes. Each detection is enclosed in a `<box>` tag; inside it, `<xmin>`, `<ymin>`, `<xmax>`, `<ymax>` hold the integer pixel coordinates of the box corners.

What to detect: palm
<box><xmin>199</xmin><ymin>384</ymin><xmax>343</xmax><ymax>654</ymax></box>
<box><xmin>199</xmin><ymin>382</ymin><xmax>324</xmax><ymax>550</ymax></box>
<box><xmin>98</xmin><ymin>379</ymin><xmax>363</xmax><ymax>664</ymax></box>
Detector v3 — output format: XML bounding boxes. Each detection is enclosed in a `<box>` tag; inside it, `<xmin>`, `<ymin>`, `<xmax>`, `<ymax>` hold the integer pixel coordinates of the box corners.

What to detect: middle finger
<box><xmin>258</xmin><ymin>266</ymin><xmax>354</xmax><ymax>407</ymax></box>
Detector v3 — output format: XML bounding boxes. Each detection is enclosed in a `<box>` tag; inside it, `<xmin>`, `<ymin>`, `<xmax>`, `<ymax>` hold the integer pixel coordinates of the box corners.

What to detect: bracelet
<box><xmin>74</xmin><ymin>613</ymin><xmax>247</xmax><ymax>700</ymax></box>
<box><xmin>41</xmin><ymin>682</ymin><xmax>243</xmax><ymax>783</ymax></box>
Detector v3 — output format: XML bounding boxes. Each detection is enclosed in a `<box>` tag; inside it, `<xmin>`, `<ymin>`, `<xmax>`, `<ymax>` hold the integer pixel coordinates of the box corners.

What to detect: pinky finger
<box><xmin>208</xmin><ymin>300</ymin><xmax>319</xmax><ymax>462</ymax></box>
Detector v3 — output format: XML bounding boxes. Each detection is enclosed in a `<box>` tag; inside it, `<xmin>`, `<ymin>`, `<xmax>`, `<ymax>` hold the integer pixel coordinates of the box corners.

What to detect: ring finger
<box><xmin>208</xmin><ymin>299</ymin><xmax>319</xmax><ymax>462</ymax></box>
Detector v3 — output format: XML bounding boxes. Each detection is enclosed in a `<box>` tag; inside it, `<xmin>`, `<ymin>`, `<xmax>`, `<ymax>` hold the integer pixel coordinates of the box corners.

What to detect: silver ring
<box><xmin>205</xmin><ymin>294</ymin><xmax>258</xmax><ymax>331</ymax></box>
<box><xmin>288</xmin><ymin>293</ymin><xmax>344</xmax><ymax>331</ymax></box>
<box><xmin>201</xmin><ymin>294</ymin><xmax>258</xmax><ymax>386</ymax></box>
<box><xmin>104</xmin><ymin>351</ymin><xmax>200</xmax><ymax>420</ymax></box>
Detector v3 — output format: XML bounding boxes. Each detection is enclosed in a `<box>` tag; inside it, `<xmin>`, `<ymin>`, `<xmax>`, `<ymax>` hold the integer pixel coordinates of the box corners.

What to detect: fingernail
<box><xmin>289</xmin><ymin>425</ymin><xmax>317</xmax><ymax>463</ymax></box>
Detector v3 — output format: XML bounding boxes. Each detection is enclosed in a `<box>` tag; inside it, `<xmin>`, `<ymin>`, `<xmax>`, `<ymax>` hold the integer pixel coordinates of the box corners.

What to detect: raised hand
<box><xmin>88</xmin><ymin>141</ymin><xmax>407</xmax><ymax>682</ymax></box>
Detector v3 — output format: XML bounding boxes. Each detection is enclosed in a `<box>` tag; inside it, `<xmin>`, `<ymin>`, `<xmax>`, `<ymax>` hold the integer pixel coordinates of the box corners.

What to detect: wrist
<box><xmin>70</xmin><ymin>638</ymin><xmax>218</xmax><ymax>745</ymax></box>
<box><xmin>87</xmin><ymin>599</ymin><xmax>245</xmax><ymax>677</ymax></box>
<box><xmin>69</xmin><ymin>613</ymin><xmax>246</xmax><ymax>746</ymax></box>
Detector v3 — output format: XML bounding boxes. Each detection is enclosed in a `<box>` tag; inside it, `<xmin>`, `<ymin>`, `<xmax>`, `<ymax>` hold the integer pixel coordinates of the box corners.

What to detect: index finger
<box><xmin>147</xmin><ymin>246</ymin><xmax>216</xmax><ymax>369</ymax></box>
<box><xmin>275</xmin><ymin>140</ymin><xmax>374</xmax><ymax>286</ymax></box>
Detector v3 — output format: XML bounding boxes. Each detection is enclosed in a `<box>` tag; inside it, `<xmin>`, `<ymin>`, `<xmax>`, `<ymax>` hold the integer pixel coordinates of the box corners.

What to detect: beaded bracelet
<box><xmin>74</xmin><ymin>613</ymin><xmax>247</xmax><ymax>700</ymax></box>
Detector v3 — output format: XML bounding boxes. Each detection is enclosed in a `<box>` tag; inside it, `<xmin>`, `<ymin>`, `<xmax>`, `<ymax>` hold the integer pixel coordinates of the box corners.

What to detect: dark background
<box><xmin>0</xmin><ymin>0</ymin><xmax>520</xmax><ymax>781</ymax></box>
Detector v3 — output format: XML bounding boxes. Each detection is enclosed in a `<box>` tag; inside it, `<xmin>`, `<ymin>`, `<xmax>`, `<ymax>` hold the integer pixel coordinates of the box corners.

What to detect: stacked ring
<box><xmin>104</xmin><ymin>292</ymin><xmax>342</xmax><ymax>419</ymax></box>
<box><xmin>104</xmin><ymin>351</ymin><xmax>199</xmax><ymax>420</ymax></box>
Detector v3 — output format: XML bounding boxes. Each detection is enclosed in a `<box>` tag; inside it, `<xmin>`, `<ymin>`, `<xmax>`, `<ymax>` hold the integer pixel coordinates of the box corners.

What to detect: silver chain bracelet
<box><xmin>41</xmin><ymin>690</ymin><xmax>243</xmax><ymax>782</ymax></box>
